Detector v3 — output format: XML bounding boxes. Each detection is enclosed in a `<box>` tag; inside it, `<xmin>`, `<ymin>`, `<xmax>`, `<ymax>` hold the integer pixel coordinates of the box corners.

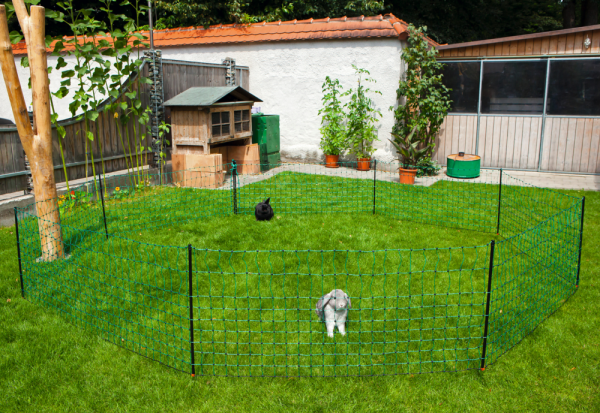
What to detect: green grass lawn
<box><xmin>1</xmin><ymin>174</ymin><xmax>598</xmax><ymax>411</ymax></box>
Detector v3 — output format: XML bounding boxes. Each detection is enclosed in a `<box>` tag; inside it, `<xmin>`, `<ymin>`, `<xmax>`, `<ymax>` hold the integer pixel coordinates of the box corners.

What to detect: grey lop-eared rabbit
<box><xmin>315</xmin><ymin>289</ymin><xmax>351</xmax><ymax>337</ymax></box>
<box><xmin>255</xmin><ymin>198</ymin><xmax>274</xmax><ymax>221</ymax></box>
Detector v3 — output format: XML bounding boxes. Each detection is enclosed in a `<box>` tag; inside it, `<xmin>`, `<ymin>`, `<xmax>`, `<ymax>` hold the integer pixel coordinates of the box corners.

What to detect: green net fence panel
<box><xmin>14</xmin><ymin>161</ymin><xmax>583</xmax><ymax>376</ymax></box>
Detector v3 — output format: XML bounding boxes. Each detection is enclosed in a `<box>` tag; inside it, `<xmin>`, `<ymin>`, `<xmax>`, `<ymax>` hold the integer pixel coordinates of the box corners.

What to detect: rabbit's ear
<box><xmin>318</xmin><ymin>293</ymin><xmax>332</xmax><ymax>311</ymax></box>
<box><xmin>265</xmin><ymin>197</ymin><xmax>271</xmax><ymax>205</ymax></box>
<box><xmin>345</xmin><ymin>293</ymin><xmax>351</xmax><ymax>309</ymax></box>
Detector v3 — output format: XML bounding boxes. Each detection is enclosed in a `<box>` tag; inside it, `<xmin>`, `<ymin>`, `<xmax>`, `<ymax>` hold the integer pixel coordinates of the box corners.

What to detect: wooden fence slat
<box><xmin>479</xmin><ymin>116</ymin><xmax>489</xmax><ymax>166</ymax></box>
<box><xmin>528</xmin><ymin>117</ymin><xmax>542</xmax><ymax>170</ymax></box>
<box><xmin>540</xmin><ymin>117</ymin><xmax>552</xmax><ymax>170</ymax></box>
<box><xmin>451</xmin><ymin>115</ymin><xmax>461</xmax><ymax>154</ymax></box>
<box><xmin>572</xmin><ymin>118</ymin><xmax>586</xmax><ymax>172</ymax></box>
<box><xmin>590</xmin><ymin>119</ymin><xmax>600</xmax><ymax>173</ymax></box>
<box><xmin>580</xmin><ymin>118</ymin><xmax>594</xmax><ymax>172</ymax></box>
<box><xmin>564</xmin><ymin>118</ymin><xmax>578</xmax><ymax>171</ymax></box>
<box><xmin>505</xmin><ymin>117</ymin><xmax>516</xmax><ymax>168</ymax></box>
<box><xmin>550</xmin><ymin>117</ymin><xmax>563</xmax><ymax>171</ymax></box>
<box><xmin>467</xmin><ymin>115</ymin><xmax>477</xmax><ymax>154</ymax></box>
<box><xmin>521</xmin><ymin>117</ymin><xmax>532</xmax><ymax>169</ymax></box>
<box><xmin>556</xmin><ymin>118</ymin><xmax>569</xmax><ymax>171</ymax></box>
<box><xmin>514</xmin><ymin>117</ymin><xmax>524</xmax><ymax>168</ymax></box>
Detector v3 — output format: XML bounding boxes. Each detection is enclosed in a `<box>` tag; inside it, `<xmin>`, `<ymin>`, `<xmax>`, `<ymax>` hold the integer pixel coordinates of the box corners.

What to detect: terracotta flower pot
<box><xmin>325</xmin><ymin>154</ymin><xmax>340</xmax><ymax>168</ymax></box>
<box><xmin>357</xmin><ymin>158</ymin><xmax>371</xmax><ymax>171</ymax></box>
<box><xmin>399</xmin><ymin>167</ymin><xmax>418</xmax><ymax>184</ymax></box>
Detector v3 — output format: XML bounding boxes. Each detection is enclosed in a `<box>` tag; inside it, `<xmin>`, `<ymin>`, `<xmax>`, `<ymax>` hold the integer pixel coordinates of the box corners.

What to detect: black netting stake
<box><xmin>496</xmin><ymin>169</ymin><xmax>503</xmax><ymax>235</ymax></box>
<box><xmin>480</xmin><ymin>240</ymin><xmax>495</xmax><ymax>371</ymax></box>
<box><xmin>373</xmin><ymin>159</ymin><xmax>377</xmax><ymax>215</ymax></box>
<box><xmin>14</xmin><ymin>207</ymin><xmax>24</xmax><ymax>299</ymax></box>
<box><xmin>98</xmin><ymin>171</ymin><xmax>109</xmax><ymax>239</ymax></box>
<box><xmin>576</xmin><ymin>196</ymin><xmax>585</xmax><ymax>287</ymax></box>
<box><xmin>188</xmin><ymin>244</ymin><xmax>196</xmax><ymax>377</ymax></box>
<box><xmin>232</xmin><ymin>160</ymin><xmax>238</xmax><ymax>215</ymax></box>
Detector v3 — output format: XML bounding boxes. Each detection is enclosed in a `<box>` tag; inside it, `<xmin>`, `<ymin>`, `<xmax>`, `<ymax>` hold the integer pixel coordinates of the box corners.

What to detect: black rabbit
<box><xmin>255</xmin><ymin>198</ymin><xmax>274</xmax><ymax>221</ymax></box>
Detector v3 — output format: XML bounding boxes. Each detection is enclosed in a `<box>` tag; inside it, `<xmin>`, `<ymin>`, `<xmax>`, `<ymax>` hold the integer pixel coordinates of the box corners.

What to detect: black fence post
<box><xmin>98</xmin><ymin>171</ymin><xmax>109</xmax><ymax>239</ymax></box>
<box><xmin>232</xmin><ymin>160</ymin><xmax>238</xmax><ymax>215</ymax></box>
<box><xmin>576</xmin><ymin>196</ymin><xmax>585</xmax><ymax>287</ymax></box>
<box><xmin>481</xmin><ymin>240</ymin><xmax>495</xmax><ymax>371</ymax></box>
<box><xmin>14</xmin><ymin>208</ymin><xmax>24</xmax><ymax>299</ymax></box>
<box><xmin>496</xmin><ymin>169</ymin><xmax>503</xmax><ymax>235</ymax></box>
<box><xmin>373</xmin><ymin>159</ymin><xmax>377</xmax><ymax>215</ymax></box>
<box><xmin>188</xmin><ymin>244</ymin><xmax>196</xmax><ymax>377</ymax></box>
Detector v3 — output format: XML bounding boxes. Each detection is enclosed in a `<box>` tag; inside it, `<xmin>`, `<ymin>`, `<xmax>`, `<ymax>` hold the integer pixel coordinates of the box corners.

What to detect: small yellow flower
<box><xmin>114</xmin><ymin>112</ymin><xmax>119</xmax><ymax>119</ymax></box>
<box><xmin>115</xmin><ymin>187</ymin><xmax>120</xmax><ymax>191</ymax></box>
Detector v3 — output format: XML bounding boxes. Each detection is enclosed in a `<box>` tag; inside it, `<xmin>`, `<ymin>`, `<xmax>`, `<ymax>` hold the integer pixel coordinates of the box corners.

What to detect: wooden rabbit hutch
<box><xmin>164</xmin><ymin>86</ymin><xmax>263</xmax><ymax>188</ymax></box>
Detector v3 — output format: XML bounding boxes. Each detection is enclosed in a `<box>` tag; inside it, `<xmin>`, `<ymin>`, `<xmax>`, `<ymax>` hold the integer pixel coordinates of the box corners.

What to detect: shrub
<box><xmin>390</xmin><ymin>25</ymin><xmax>451</xmax><ymax>165</ymax></box>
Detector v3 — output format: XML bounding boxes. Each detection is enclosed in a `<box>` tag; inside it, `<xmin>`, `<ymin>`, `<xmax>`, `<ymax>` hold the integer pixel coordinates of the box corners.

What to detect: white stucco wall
<box><xmin>0</xmin><ymin>54</ymin><xmax>95</xmax><ymax>121</ymax></box>
<box><xmin>161</xmin><ymin>39</ymin><xmax>405</xmax><ymax>162</ymax></box>
<box><xmin>0</xmin><ymin>38</ymin><xmax>405</xmax><ymax>162</ymax></box>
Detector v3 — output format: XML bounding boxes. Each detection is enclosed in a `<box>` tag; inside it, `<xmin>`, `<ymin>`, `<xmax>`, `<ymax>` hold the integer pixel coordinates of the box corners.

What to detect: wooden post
<box><xmin>0</xmin><ymin>4</ymin><xmax>64</xmax><ymax>261</ymax></box>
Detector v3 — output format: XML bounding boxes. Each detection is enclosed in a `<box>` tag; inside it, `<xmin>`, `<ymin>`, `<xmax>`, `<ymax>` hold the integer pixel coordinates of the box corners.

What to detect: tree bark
<box><xmin>0</xmin><ymin>4</ymin><xmax>64</xmax><ymax>261</ymax></box>
<box><xmin>563</xmin><ymin>0</ymin><xmax>577</xmax><ymax>28</ymax></box>
<box><xmin>582</xmin><ymin>0</ymin><xmax>599</xmax><ymax>26</ymax></box>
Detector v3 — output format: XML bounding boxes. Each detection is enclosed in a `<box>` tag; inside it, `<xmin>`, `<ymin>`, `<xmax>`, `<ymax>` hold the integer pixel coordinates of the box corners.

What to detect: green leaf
<box><xmin>9</xmin><ymin>31</ymin><xmax>23</xmax><ymax>45</ymax></box>
<box><xmin>20</xmin><ymin>56</ymin><xmax>29</xmax><ymax>68</ymax></box>
<box><xmin>86</xmin><ymin>131</ymin><xmax>94</xmax><ymax>141</ymax></box>
<box><xmin>55</xmin><ymin>57</ymin><xmax>68</xmax><ymax>70</ymax></box>
<box><xmin>87</xmin><ymin>111</ymin><xmax>99</xmax><ymax>122</ymax></box>
<box><xmin>57</xmin><ymin>125</ymin><xmax>66</xmax><ymax>139</ymax></box>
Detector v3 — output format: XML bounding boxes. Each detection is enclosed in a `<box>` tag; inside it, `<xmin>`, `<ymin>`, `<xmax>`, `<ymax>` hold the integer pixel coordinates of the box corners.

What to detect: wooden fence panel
<box><xmin>435</xmin><ymin>115</ymin><xmax>543</xmax><ymax>169</ymax></box>
<box><xmin>433</xmin><ymin>115</ymin><xmax>477</xmax><ymax>165</ymax></box>
<box><xmin>0</xmin><ymin>59</ymin><xmax>250</xmax><ymax>195</ymax></box>
<box><xmin>540</xmin><ymin>117</ymin><xmax>600</xmax><ymax>173</ymax></box>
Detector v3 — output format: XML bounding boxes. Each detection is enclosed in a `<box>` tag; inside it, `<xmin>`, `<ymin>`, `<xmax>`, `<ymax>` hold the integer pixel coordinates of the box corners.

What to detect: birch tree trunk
<box><xmin>0</xmin><ymin>4</ymin><xmax>64</xmax><ymax>261</ymax></box>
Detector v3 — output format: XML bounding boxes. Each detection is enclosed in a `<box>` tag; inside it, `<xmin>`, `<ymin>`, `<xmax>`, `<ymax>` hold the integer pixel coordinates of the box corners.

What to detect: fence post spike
<box><xmin>481</xmin><ymin>240</ymin><xmax>495</xmax><ymax>371</ymax></box>
<box><xmin>14</xmin><ymin>207</ymin><xmax>24</xmax><ymax>298</ymax></box>
<box><xmin>576</xmin><ymin>196</ymin><xmax>585</xmax><ymax>287</ymax></box>
<box><xmin>496</xmin><ymin>169</ymin><xmax>503</xmax><ymax>235</ymax></box>
<box><xmin>98</xmin><ymin>170</ymin><xmax>109</xmax><ymax>239</ymax></box>
<box><xmin>188</xmin><ymin>244</ymin><xmax>196</xmax><ymax>377</ymax></box>
<box><xmin>373</xmin><ymin>159</ymin><xmax>377</xmax><ymax>215</ymax></box>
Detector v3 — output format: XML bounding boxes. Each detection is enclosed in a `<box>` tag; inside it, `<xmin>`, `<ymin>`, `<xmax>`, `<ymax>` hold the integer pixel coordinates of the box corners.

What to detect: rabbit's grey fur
<box><xmin>315</xmin><ymin>289</ymin><xmax>351</xmax><ymax>338</ymax></box>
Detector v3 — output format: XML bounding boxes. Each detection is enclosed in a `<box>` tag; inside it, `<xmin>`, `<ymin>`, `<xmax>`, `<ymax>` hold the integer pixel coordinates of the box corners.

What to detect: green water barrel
<box><xmin>446</xmin><ymin>154</ymin><xmax>481</xmax><ymax>178</ymax></box>
<box><xmin>252</xmin><ymin>114</ymin><xmax>280</xmax><ymax>171</ymax></box>
<box><xmin>252</xmin><ymin>114</ymin><xmax>280</xmax><ymax>153</ymax></box>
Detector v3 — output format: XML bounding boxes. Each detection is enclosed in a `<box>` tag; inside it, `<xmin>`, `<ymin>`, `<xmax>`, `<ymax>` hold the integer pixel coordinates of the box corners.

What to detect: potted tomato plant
<box><xmin>345</xmin><ymin>65</ymin><xmax>381</xmax><ymax>171</ymax></box>
<box><xmin>318</xmin><ymin>76</ymin><xmax>346</xmax><ymax>168</ymax></box>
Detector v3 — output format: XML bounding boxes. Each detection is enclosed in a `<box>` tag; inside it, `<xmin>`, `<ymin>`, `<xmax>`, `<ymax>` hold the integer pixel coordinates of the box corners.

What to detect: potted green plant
<box><xmin>390</xmin><ymin>24</ymin><xmax>451</xmax><ymax>183</ymax></box>
<box><xmin>389</xmin><ymin>126</ymin><xmax>428</xmax><ymax>184</ymax></box>
<box><xmin>345</xmin><ymin>65</ymin><xmax>382</xmax><ymax>171</ymax></box>
<box><xmin>318</xmin><ymin>76</ymin><xmax>346</xmax><ymax>168</ymax></box>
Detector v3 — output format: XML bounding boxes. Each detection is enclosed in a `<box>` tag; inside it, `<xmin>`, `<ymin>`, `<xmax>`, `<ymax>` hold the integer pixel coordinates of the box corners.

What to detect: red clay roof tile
<box><xmin>11</xmin><ymin>13</ymin><xmax>438</xmax><ymax>56</ymax></box>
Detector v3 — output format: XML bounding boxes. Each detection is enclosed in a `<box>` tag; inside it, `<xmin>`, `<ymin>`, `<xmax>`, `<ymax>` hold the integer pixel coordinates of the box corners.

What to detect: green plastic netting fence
<box><xmin>14</xmin><ymin>160</ymin><xmax>584</xmax><ymax>377</ymax></box>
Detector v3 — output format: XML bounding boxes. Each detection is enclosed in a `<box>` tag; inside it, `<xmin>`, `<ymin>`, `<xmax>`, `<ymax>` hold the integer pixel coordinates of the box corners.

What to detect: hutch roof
<box><xmin>163</xmin><ymin>86</ymin><xmax>262</xmax><ymax>107</ymax></box>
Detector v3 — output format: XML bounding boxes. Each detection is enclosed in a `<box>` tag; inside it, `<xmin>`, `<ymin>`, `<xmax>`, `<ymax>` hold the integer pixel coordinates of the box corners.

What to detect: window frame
<box><xmin>439</xmin><ymin>57</ymin><xmax>600</xmax><ymax>119</ymax></box>
<box><xmin>211</xmin><ymin>111</ymin><xmax>231</xmax><ymax>137</ymax></box>
<box><xmin>439</xmin><ymin>61</ymin><xmax>482</xmax><ymax>114</ymax></box>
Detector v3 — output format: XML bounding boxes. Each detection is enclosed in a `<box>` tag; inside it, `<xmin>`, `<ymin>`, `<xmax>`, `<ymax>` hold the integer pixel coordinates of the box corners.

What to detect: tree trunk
<box><xmin>0</xmin><ymin>4</ymin><xmax>64</xmax><ymax>261</ymax></box>
<box><xmin>582</xmin><ymin>0</ymin><xmax>599</xmax><ymax>26</ymax></box>
<box><xmin>563</xmin><ymin>0</ymin><xmax>577</xmax><ymax>28</ymax></box>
